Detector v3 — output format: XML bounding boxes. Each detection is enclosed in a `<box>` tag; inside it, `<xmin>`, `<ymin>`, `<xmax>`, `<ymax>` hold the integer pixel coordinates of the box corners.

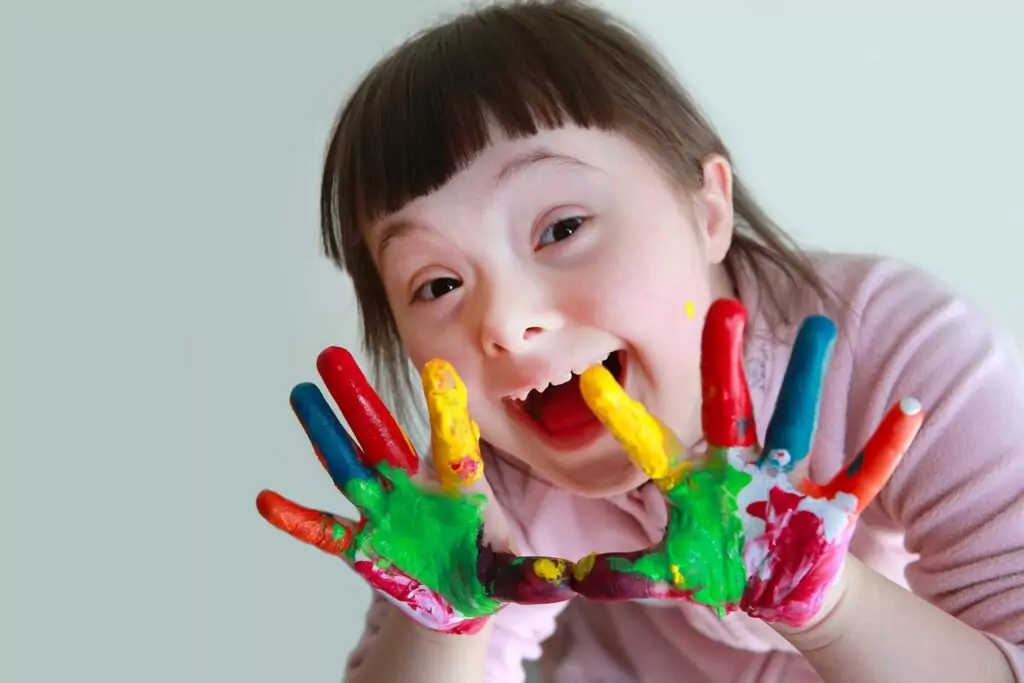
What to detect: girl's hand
<box><xmin>572</xmin><ymin>298</ymin><xmax>924</xmax><ymax>628</ymax></box>
<box><xmin>256</xmin><ymin>348</ymin><xmax>574</xmax><ymax>634</ymax></box>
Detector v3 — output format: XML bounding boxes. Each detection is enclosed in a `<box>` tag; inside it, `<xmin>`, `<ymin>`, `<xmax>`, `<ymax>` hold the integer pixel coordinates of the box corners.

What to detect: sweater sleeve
<box><xmin>842</xmin><ymin>260</ymin><xmax>1024</xmax><ymax>678</ymax></box>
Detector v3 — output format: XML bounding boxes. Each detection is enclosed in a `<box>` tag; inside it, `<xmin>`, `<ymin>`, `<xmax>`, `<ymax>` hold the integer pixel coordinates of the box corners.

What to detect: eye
<box><xmin>537</xmin><ymin>216</ymin><xmax>585</xmax><ymax>248</ymax></box>
<box><xmin>413</xmin><ymin>277</ymin><xmax>462</xmax><ymax>302</ymax></box>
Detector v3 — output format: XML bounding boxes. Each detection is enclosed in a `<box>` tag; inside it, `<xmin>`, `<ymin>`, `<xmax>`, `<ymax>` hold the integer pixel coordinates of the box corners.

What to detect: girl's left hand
<box><xmin>571</xmin><ymin>298</ymin><xmax>925</xmax><ymax>628</ymax></box>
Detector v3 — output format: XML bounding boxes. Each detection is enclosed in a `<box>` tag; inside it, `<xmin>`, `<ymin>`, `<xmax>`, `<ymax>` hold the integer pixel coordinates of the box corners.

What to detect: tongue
<box><xmin>527</xmin><ymin>375</ymin><xmax>598</xmax><ymax>433</ymax></box>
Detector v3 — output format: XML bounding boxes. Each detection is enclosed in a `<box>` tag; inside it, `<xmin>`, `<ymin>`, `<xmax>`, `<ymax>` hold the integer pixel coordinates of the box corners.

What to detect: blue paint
<box><xmin>846</xmin><ymin>451</ymin><xmax>864</xmax><ymax>476</ymax></box>
<box><xmin>761</xmin><ymin>315</ymin><xmax>836</xmax><ymax>472</ymax></box>
<box><xmin>290</xmin><ymin>382</ymin><xmax>375</xmax><ymax>486</ymax></box>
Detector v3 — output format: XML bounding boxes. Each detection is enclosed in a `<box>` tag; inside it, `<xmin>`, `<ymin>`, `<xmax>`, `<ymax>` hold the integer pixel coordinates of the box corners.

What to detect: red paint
<box><xmin>742</xmin><ymin>485</ymin><xmax>841</xmax><ymax>625</ymax></box>
<box><xmin>449</xmin><ymin>456</ymin><xmax>481</xmax><ymax>482</ymax></box>
<box><xmin>316</xmin><ymin>346</ymin><xmax>419</xmax><ymax>474</ymax></box>
<box><xmin>701</xmin><ymin>299</ymin><xmax>757</xmax><ymax>448</ymax></box>
<box><xmin>256</xmin><ymin>489</ymin><xmax>354</xmax><ymax>555</ymax></box>
<box><xmin>353</xmin><ymin>559</ymin><xmax>488</xmax><ymax>634</ymax></box>
<box><xmin>801</xmin><ymin>400</ymin><xmax>923</xmax><ymax>513</ymax></box>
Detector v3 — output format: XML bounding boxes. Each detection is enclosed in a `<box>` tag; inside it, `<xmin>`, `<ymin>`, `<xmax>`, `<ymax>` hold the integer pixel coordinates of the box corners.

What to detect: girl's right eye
<box><xmin>413</xmin><ymin>277</ymin><xmax>462</xmax><ymax>302</ymax></box>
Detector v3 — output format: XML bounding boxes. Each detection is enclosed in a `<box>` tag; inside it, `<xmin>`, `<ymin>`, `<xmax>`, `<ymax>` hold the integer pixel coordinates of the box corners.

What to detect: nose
<box><xmin>476</xmin><ymin>275</ymin><xmax>562</xmax><ymax>357</ymax></box>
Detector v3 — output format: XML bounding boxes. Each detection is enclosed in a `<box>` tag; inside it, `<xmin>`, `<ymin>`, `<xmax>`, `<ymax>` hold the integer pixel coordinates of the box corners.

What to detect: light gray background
<box><xmin>4</xmin><ymin>1</ymin><xmax>1022</xmax><ymax>681</ymax></box>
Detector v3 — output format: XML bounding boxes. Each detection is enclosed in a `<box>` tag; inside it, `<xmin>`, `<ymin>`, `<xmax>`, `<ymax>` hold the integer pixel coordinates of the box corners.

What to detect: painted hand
<box><xmin>256</xmin><ymin>348</ymin><xmax>574</xmax><ymax>634</ymax></box>
<box><xmin>572</xmin><ymin>298</ymin><xmax>924</xmax><ymax>628</ymax></box>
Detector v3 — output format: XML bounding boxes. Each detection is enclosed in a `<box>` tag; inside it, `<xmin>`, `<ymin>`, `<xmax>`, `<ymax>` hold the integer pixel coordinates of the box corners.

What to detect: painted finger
<box><xmin>316</xmin><ymin>346</ymin><xmax>420</xmax><ymax>474</ymax></box>
<box><xmin>568</xmin><ymin>550</ymin><xmax>686</xmax><ymax>601</ymax></box>
<box><xmin>761</xmin><ymin>315</ymin><xmax>837</xmax><ymax>473</ymax></box>
<box><xmin>801</xmin><ymin>398</ymin><xmax>924</xmax><ymax>514</ymax></box>
<box><xmin>290</xmin><ymin>382</ymin><xmax>385</xmax><ymax>513</ymax></box>
<box><xmin>478</xmin><ymin>548</ymin><xmax>576</xmax><ymax>604</ymax></box>
<box><xmin>701</xmin><ymin>299</ymin><xmax>758</xmax><ymax>452</ymax></box>
<box><xmin>579</xmin><ymin>365</ymin><xmax>688</xmax><ymax>485</ymax></box>
<box><xmin>255</xmin><ymin>489</ymin><xmax>358</xmax><ymax>559</ymax></box>
<box><xmin>422</xmin><ymin>359</ymin><xmax>485</xmax><ymax>491</ymax></box>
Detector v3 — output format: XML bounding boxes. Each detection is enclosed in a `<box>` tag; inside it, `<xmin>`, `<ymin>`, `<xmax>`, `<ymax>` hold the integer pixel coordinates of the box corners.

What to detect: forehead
<box><xmin>364</xmin><ymin>125</ymin><xmax>644</xmax><ymax>243</ymax></box>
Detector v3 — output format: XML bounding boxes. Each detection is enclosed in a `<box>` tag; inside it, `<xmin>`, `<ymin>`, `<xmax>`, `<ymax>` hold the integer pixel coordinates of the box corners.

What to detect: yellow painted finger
<box><xmin>422</xmin><ymin>359</ymin><xmax>484</xmax><ymax>491</ymax></box>
<box><xmin>579</xmin><ymin>365</ymin><xmax>689</xmax><ymax>486</ymax></box>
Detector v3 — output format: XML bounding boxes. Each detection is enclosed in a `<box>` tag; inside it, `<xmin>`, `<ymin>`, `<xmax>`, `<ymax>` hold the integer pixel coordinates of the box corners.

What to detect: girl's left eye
<box><xmin>537</xmin><ymin>216</ymin><xmax>585</xmax><ymax>248</ymax></box>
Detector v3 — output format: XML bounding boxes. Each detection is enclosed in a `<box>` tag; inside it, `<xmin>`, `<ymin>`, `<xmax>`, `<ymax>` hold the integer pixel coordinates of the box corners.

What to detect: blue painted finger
<box><xmin>290</xmin><ymin>382</ymin><xmax>375</xmax><ymax>490</ymax></box>
<box><xmin>760</xmin><ymin>315</ymin><xmax>837</xmax><ymax>473</ymax></box>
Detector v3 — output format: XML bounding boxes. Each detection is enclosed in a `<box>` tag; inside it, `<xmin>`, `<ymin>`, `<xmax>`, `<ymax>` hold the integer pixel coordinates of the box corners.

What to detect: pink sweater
<box><xmin>345</xmin><ymin>253</ymin><xmax>1024</xmax><ymax>682</ymax></box>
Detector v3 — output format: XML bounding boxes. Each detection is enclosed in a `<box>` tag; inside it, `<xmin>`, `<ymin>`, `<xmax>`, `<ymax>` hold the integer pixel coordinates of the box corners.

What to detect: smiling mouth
<box><xmin>505</xmin><ymin>351</ymin><xmax>626</xmax><ymax>439</ymax></box>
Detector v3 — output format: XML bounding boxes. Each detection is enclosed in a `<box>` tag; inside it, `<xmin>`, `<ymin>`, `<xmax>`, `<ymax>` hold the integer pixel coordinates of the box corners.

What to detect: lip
<box><xmin>502</xmin><ymin>350</ymin><xmax>629</xmax><ymax>453</ymax></box>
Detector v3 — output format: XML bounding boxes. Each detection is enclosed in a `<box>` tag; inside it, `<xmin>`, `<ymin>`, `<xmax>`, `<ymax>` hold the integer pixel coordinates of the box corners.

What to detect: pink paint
<box><xmin>353</xmin><ymin>559</ymin><xmax>489</xmax><ymax>634</ymax></box>
<box><xmin>741</xmin><ymin>485</ymin><xmax>847</xmax><ymax>625</ymax></box>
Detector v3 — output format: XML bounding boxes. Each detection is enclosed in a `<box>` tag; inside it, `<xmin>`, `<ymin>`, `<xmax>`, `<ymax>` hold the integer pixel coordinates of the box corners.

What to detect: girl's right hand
<box><xmin>256</xmin><ymin>348</ymin><xmax>575</xmax><ymax>635</ymax></box>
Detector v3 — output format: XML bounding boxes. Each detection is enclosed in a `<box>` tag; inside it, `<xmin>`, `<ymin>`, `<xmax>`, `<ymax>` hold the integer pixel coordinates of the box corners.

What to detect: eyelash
<box><xmin>411</xmin><ymin>215</ymin><xmax>588</xmax><ymax>303</ymax></box>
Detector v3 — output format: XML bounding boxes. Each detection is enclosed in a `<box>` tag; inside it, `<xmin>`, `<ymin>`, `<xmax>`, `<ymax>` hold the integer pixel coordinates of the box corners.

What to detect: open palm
<box><xmin>256</xmin><ymin>348</ymin><xmax>574</xmax><ymax>634</ymax></box>
<box><xmin>572</xmin><ymin>298</ymin><xmax>924</xmax><ymax>627</ymax></box>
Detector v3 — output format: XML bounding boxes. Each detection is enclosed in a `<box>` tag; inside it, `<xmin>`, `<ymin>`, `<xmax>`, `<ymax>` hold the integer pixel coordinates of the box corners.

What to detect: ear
<box><xmin>695</xmin><ymin>154</ymin><xmax>735</xmax><ymax>265</ymax></box>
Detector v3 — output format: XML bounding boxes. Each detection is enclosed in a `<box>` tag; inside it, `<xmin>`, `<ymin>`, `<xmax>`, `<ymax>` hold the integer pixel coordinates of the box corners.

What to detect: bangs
<box><xmin>320</xmin><ymin>2</ymin><xmax>644</xmax><ymax>264</ymax></box>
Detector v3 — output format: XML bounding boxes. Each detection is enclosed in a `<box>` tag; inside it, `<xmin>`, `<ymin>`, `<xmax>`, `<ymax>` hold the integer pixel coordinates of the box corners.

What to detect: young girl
<box><xmin>257</xmin><ymin>1</ymin><xmax>1024</xmax><ymax>681</ymax></box>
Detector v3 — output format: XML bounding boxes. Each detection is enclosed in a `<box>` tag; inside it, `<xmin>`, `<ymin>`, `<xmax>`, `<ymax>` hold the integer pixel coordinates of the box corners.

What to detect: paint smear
<box><xmin>345</xmin><ymin>464</ymin><xmax>500</xmax><ymax>618</ymax></box>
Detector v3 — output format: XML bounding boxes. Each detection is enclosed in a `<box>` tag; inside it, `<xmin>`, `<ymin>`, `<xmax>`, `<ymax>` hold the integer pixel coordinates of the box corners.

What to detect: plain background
<box><xmin>4</xmin><ymin>1</ymin><xmax>1023</xmax><ymax>681</ymax></box>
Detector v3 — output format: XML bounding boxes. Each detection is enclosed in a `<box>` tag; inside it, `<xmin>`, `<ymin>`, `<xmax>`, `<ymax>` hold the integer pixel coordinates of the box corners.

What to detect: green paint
<box><xmin>343</xmin><ymin>466</ymin><xmax>501</xmax><ymax>618</ymax></box>
<box><xmin>613</xmin><ymin>448</ymin><xmax>751</xmax><ymax>616</ymax></box>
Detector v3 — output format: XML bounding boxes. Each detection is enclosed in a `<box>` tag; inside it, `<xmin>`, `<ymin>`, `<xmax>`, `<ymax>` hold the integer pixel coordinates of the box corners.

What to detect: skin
<box><xmin>572</xmin><ymin>299</ymin><xmax>925</xmax><ymax>627</ymax></box>
<box><xmin>255</xmin><ymin>347</ymin><xmax>574</xmax><ymax>634</ymax></box>
<box><xmin>367</xmin><ymin>124</ymin><xmax>736</xmax><ymax>497</ymax></box>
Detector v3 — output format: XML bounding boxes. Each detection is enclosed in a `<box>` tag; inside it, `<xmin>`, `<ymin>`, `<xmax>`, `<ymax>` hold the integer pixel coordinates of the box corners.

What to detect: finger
<box><xmin>478</xmin><ymin>547</ymin><xmax>575</xmax><ymax>604</ymax></box>
<box><xmin>761</xmin><ymin>314</ymin><xmax>836</xmax><ymax>473</ymax></box>
<box><xmin>801</xmin><ymin>398</ymin><xmax>924</xmax><ymax>514</ymax></box>
<box><xmin>568</xmin><ymin>550</ymin><xmax>680</xmax><ymax>601</ymax></box>
<box><xmin>256</xmin><ymin>489</ymin><xmax>359</xmax><ymax>558</ymax></box>
<box><xmin>701</xmin><ymin>299</ymin><xmax>758</xmax><ymax>451</ymax></box>
<box><xmin>422</xmin><ymin>359</ymin><xmax>485</xmax><ymax>491</ymax></box>
<box><xmin>316</xmin><ymin>346</ymin><xmax>420</xmax><ymax>474</ymax></box>
<box><xmin>579</xmin><ymin>365</ymin><xmax>688</xmax><ymax>485</ymax></box>
<box><xmin>290</xmin><ymin>382</ymin><xmax>385</xmax><ymax>513</ymax></box>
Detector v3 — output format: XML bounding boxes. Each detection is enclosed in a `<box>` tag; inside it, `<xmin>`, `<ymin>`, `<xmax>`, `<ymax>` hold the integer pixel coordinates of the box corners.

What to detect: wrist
<box><xmin>769</xmin><ymin>555</ymin><xmax>859</xmax><ymax>651</ymax></box>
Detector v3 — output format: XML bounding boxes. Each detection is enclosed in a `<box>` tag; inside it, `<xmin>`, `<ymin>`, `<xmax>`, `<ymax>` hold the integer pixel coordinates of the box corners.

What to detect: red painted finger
<box><xmin>569</xmin><ymin>550</ymin><xmax>692</xmax><ymax>602</ymax></box>
<box><xmin>800</xmin><ymin>398</ymin><xmax>924</xmax><ymax>513</ymax></box>
<box><xmin>478</xmin><ymin>548</ymin><xmax>576</xmax><ymax>605</ymax></box>
<box><xmin>316</xmin><ymin>347</ymin><xmax>420</xmax><ymax>474</ymax></box>
<box><xmin>701</xmin><ymin>299</ymin><xmax>757</xmax><ymax>449</ymax></box>
<box><xmin>256</xmin><ymin>489</ymin><xmax>359</xmax><ymax>557</ymax></box>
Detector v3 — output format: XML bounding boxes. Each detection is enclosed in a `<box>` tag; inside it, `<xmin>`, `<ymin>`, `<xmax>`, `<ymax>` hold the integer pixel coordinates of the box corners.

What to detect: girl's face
<box><xmin>365</xmin><ymin>125</ymin><xmax>736</xmax><ymax>497</ymax></box>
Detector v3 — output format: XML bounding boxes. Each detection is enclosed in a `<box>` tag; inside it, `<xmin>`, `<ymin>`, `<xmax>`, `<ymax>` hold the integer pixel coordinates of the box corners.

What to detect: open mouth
<box><xmin>505</xmin><ymin>350</ymin><xmax>627</xmax><ymax>440</ymax></box>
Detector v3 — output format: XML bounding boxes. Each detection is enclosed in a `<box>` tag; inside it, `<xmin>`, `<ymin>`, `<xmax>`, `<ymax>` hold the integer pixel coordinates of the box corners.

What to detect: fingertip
<box><xmin>316</xmin><ymin>346</ymin><xmax>357</xmax><ymax>377</ymax></box>
<box><xmin>579</xmin><ymin>364</ymin><xmax>617</xmax><ymax>405</ymax></box>
<box><xmin>899</xmin><ymin>397</ymin><xmax>923</xmax><ymax>416</ymax></box>
<box><xmin>707</xmin><ymin>297</ymin><xmax>747</xmax><ymax>324</ymax></box>
<box><xmin>422</xmin><ymin>358</ymin><xmax>465</xmax><ymax>397</ymax></box>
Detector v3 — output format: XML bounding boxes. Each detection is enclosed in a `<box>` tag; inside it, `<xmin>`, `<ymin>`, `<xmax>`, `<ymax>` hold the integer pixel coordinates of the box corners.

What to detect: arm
<box><xmin>774</xmin><ymin>555</ymin><xmax>1014</xmax><ymax>682</ymax></box>
<box><xmin>346</xmin><ymin>598</ymin><xmax>493</xmax><ymax>683</ymax></box>
<box><xmin>773</xmin><ymin>262</ymin><xmax>1024</xmax><ymax>681</ymax></box>
<box><xmin>345</xmin><ymin>580</ymin><xmax>568</xmax><ymax>683</ymax></box>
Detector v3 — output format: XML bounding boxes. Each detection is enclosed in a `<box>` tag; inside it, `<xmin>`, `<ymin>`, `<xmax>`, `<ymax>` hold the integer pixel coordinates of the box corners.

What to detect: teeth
<box><xmin>550</xmin><ymin>372</ymin><xmax>572</xmax><ymax>386</ymax></box>
<box><xmin>510</xmin><ymin>351</ymin><xmax>621</xmax><ymax>402</ymax></box>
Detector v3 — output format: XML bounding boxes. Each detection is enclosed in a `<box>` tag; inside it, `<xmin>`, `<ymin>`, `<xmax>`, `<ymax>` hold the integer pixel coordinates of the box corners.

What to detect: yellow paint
<box><xmin>684</xmin><ymin>301</ymin><xmax>695</xmax><ymax>319</ymax></box>
<box><xmin>573</xmin><ymin>553</ymin><xmax>596</xmax><ymax>582</ymax></box>
<box><xmin>533</xmin><ymin>558</ymin><xmax>568</xmax><ymax>583</ymax></box>
<box><xmin>579</xmin><ymin>365</ymin><xmax>690</xmax><ymax>485</ymax></box>
<box><xmin>670</xmin><ymin>564</ymin><xmax>686</xmax><ymax>588</ymax></box>
<box><xmin>422</xmin><ymin>359</ymin><xmax>484</xmax><ymax>491</ymax></box>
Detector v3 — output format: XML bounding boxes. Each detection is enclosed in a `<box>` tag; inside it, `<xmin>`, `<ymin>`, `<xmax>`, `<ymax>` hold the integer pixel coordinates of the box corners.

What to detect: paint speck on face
<box><xmin>685</xmin><ymin>301</ymin><xmax>696</xmax><ymax>319</ymax></box>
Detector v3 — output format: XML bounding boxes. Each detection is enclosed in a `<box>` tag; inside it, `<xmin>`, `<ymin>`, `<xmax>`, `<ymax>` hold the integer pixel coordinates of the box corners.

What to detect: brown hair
<box><xmin>319</xmin><ymin>0</ymin><xmax>830</xmax><ymax>417</ymax></box>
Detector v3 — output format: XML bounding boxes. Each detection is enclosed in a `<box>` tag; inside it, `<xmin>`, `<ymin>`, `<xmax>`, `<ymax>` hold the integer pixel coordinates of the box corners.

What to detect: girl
<box><xmin>257</xmin><ymin>1</ymin><xmax>1024</xmax><ymax>681</ymax></box>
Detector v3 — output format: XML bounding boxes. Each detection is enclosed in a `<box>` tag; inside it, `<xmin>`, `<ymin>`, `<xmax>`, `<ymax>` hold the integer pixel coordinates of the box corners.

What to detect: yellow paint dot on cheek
<box><xmin>684</xmin><ymin>301</ymin><xmax>695</xmax><ymax>319</ymax></box>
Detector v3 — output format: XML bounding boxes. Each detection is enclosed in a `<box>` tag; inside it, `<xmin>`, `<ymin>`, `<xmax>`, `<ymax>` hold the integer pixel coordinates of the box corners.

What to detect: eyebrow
<box><xmin>494</xmin><ymin>148</ymin><xmax>593</xmax><ymax>185</ymax></box>
<box><xmin>374</xmin><ymin>150</ymin><xmax>592</xmax><ymax>260</ymax></box>
<box><xmin>375</xmin><ymin>219</ymin><xmax>420</xmax><ymax>261</ymax></box>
